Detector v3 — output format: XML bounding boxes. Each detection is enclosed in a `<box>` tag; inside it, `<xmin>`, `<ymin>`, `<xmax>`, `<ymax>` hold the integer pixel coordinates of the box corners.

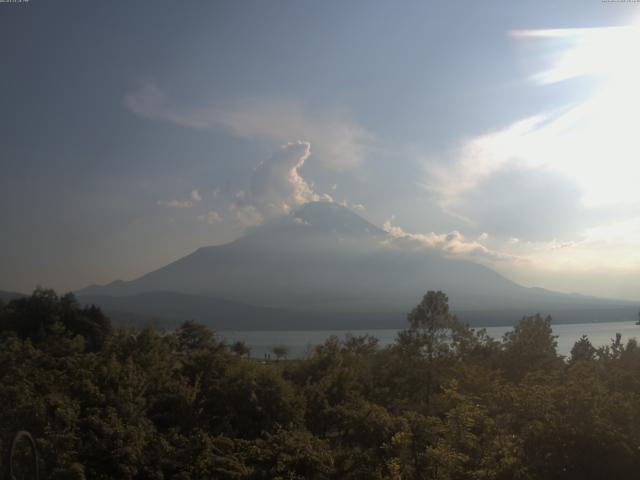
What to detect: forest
<box><xmin>2</xmin><ymin>288</ymin><xmax>640</xmax><ymax>479</ymax></box>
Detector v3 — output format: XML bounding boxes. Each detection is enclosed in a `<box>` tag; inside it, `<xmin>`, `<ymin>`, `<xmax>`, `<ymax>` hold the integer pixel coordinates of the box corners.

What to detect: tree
<box><xmin>176</xmin><ymin>320</ymin><xmax>217</xmax><ymax>351</ymax></box>
<box><xmin>407</xmin><ymin>291</ymin><xmax>454</xmax><ymax>332</ymax></box>
<box><xmin>0</xmin><ymin>288</ymin><xmax>111</xmax><ymax>350</ymax></box>
<box><xmin>231</xmin><ymin>340</ymin><xmax>251</xmax><ymax>357</ymax></box>
<box><xmin>60</xmin><ymin>295</ymin><xmax>111</xmax><ymax>351</ymax></box>
<box><xmin>398</xmin><ymin>291</ymin><xmax>461</xmax><ymax>405</ymax></box>
<box><xmin>272</xmin><ymin>345</ymin><xmax>290</xmax><ymax>361</ymax></box>
<box><xmin>570</xmin><ymin>334</ymin><xmax>596</xmax><ymax>363</ymax></box>
<box><xmin>248</xmin><ymin>429</ymin><xmax>334</xmax><ymax>479</ymax></box>
<box><xmin>501</xmin><ymin>314</ymin><xmax>560</xmax><ymax>380</ymax></box>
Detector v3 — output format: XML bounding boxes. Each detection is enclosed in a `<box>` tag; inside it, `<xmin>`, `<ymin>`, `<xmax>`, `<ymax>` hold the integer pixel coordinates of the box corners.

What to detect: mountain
<box><xmin>78</xmin><ymin>202</ymin><xmax>637</xmax><ymax>329</ymax></box>
<box><xmin>0</xmin><ymin>290</ymin><xmax>26</xmax><ymax>303</ymax></box>
<box><xmin>79</xmin><ymin>291</ymin><xmax>407</xmax><ymax>330</ymax></box>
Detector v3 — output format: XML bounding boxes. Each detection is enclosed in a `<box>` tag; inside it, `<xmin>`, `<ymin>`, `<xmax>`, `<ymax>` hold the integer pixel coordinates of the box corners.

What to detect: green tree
<box><xmin>396</xmin><ymin>291</ymin><xmax>461</xmax><ymax>406</ymax></box>
<box><xmin>570</xmin><ymin>334</ymin><xmax>596</xmax><ymax>363</ymax></box>
<box><xmin>176</xmin><ymin>320</ymin><xmax>217</xmax><ymax>351</ymax></box>
<box><xmin>501</xmin><ymin>314</ymin><xmax>561</xmax><ymax>381</ymax></box>
<box><xmin>0</xmin><ymin>288</ymin><xmax>111</xmax><ymax>350</ymax></box>
<box><xmin>247</xmin><ymin>429</ymin><xmax>334</xmax><ymax>479</ymax></box>
<box><xmin>272</xmin><ymin>345</ymin><xmax>289</xmax><ymax>360</ymax></box>
<box><xmin>231</xmin><ymin>340</ymin><xmax>251</xmax><ymax>357</ymax></box>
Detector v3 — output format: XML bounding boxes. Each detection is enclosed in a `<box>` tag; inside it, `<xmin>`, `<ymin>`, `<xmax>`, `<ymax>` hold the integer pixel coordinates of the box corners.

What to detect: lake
<box><xmin>219</xmin><ymin>320</ymin><xmax>640</xmax><ymax>359</ymax></box>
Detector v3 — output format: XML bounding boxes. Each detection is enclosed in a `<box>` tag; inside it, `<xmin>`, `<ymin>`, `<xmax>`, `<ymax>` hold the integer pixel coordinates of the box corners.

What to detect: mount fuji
<box><xmin>77</xmin><ymin>202</ymin><xmax>636</xmax><ymax>329</ymax></box>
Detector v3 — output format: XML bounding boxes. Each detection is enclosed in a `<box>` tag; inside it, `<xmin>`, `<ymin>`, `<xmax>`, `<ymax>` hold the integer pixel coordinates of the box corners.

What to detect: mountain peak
<box><xmin>290</xmin><ymin>201</ymin><xmax>386</xmax><ymax>237</ymax></box>
<box><xmin>75</xmin><ymin>197</ymin><xmax>636</xmax><ymax>325</ymax></box>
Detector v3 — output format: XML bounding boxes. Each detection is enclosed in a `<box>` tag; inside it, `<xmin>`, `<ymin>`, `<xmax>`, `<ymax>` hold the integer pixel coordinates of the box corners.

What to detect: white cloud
<box><xmin>125</xmin><ymin>83</ymin><xmax>371</xmax><ymax>170</ymax></box>
<box><xmin>337</xmin><ymin>199</ymin><xmax>365</xmax><ymax>212</ymax></box>
<box><xmin>198</xmin><ymin>210</ymin><xmax>223</xmax><ymax>225</ymax></box>
<box><xmin>382</xmin><ymin>217</ymin><xmax>516</xmax><ymax>262</ymax></box>
<box><xmin>510</xmin><ymin>26</ymin><xmax>640</xmax><ymax>85</ymax></box>
<box><xmin>230</xmin><ymin>141</ymin><xmax>332</xmax><ymax>226</ymax></box>
<box><xmin>430</xmin><ymin>98</ymin><xmax>640</xmax><ymax>211</ymax></box>
<box><xmin>489</xmin><ymin>230</ymin><xmax>640</xmax><ymax>300</ymax></box>
<box><xmin>157</xmin><ymin>188</ymin><xmax>202</xmax><ymax>209</ymax></box>
<box><xmin>157</xmin><ymin>199</ymin><xmax>194</xmax><ymax>208</ymax></box>
<box><xmin>125</xmin><ymin>84</ymin><xmax>207</xmax><ymax>129</ymax></box>
<box><xmin>423</xmin><ymin>24</ymin><xmax>640</xmax><ymax>248</ymax></box>
<box><xmin>229</xmin><ymin>203</ymin><xmax>264</xmax><ymax>227</ymax></box>
<box><xmin>423</xmin><ymin>115</ymin><xmax>550</xmax><ymax>211</ymax></box>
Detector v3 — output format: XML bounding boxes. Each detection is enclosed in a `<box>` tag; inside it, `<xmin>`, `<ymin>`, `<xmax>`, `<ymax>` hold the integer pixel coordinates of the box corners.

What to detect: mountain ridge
<box><xmin>77</xmin><ymin>202</ymin><xmax>638</xmax><ymax>327</ymax></box>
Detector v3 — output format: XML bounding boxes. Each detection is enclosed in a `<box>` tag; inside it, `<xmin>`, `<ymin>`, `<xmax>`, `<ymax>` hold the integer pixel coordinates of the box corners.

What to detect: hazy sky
<box><xmin>2</xmin><ymin>1</ymin><xmax>640</xmax><ymax>300</ymax></box>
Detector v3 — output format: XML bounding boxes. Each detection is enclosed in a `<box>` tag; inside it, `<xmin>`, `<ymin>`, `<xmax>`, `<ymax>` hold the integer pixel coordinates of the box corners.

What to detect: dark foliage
<box><xmin>0</xmin><ymin>288</ymin><xmax>111</xmax><ymax>351</ymax></box>
<box><xmin>1</xmin><ymin>289</ymin><xmax>640</xmax><ymax>479</ymax></box>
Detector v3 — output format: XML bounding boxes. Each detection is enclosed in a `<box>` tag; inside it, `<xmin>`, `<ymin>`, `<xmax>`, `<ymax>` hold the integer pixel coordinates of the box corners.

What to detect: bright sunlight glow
<box><xmin>445</xmin><ymin>26</ymin><xmax>640</xmax><ymax>210</ymax></box>
<box><xmin>511</xmin><ymin>25</ymin><xmax>640</xmax><ymax>208</ymax></box>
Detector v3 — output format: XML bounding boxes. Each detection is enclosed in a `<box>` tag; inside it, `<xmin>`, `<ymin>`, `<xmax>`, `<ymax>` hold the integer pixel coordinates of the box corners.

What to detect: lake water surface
<box><xmin>219</xmin><ymin>321</ymin><xmax>640</xmax><ymax>359</ymax></box>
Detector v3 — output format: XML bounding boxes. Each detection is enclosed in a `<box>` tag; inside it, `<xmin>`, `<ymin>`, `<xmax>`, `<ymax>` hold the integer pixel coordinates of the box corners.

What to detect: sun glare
<box><xmin>509</xmin><ymin>25</ymin><xmax>640</xmax><ymax>208</ymax></box>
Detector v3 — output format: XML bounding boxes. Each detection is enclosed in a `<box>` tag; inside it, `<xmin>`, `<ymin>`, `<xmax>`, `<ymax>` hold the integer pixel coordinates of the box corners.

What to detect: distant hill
<box><xmin>79</xmin><ymin>291</ymin><xmax>407</xmax><ymax>330</ymax></box>
<box><xmin>0</xmin><ymin>290</ymin><xmax>25</xmax><ymax>303</ymax></box>
<box><xmin>78</xmin><ymin>202</ymin><xmax>638</xmax><ymax>328</ymax></box>
<box><xmin>78</xmin><ymin>291</ymin><xmax>638</xmax><ymax>331</ymax></box>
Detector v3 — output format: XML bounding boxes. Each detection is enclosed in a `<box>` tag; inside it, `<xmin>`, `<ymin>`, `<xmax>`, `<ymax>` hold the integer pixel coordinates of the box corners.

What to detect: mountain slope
<box><xmin>79</xmin><ymin>291</ymin><xmax>407</xmax><ymax>330</ymax></box>
<box><xmin>78</xmin><ymin>202</ymin><xmax>637</xmax><ymax>327</ymax></box>
<box><xmin>0</xmin><ymin>290</ymin><xmax>25</xmax><ymax>303</ymax></box>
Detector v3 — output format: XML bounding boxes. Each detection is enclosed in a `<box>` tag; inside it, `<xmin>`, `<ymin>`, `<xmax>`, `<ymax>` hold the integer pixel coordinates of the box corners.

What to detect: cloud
<box><xmin>489</xmin><ymin>224</ymin><xmax>640</xmax><ymax>300</ymax></box>
<box><xmin>125</xmin><ymin>83</ymin><xmax>371</xmax><ymax>170</ymax></box>
<box><xmin>198</xmin><ymin>210</ymin><xmax>223</xmax><ymax>225</ymax></box>
<box><xmin>157</xmin><ymin>199</ymin><xmax>194</xmax><ymax>208</ymax></box>
<box><xmin>125</xmin><ymin>84</ymin><xmax>208</xmax><ymax>129</ymax></box>
<box><xmin>446</xmin><ymin>166</ymin><xmax>588</xmax><ymax>241</ymax></box>
<box><xmin>478</xmin><ymin>216</ymin><xmax>640</xmax><ymax>285</ymax></box>
<box><xmin>157</xmin><ymin>189</ymin><xmax>202</xmax><ymax>208</ymax></box>
<box><xmin>423</xmin><ymin>115</ymin><xmax>548</xmax><ymax>212</ymax></box>
<box><xmin>229</xmin><ymin>203</ymin><xmax>264</xmax><ymax>227</ymax></box>
<box><xmin>230</xmin><ymin>141</ymin><xmax>332</xmax><ymax>226</ymax></box>
<box><xmin>337</xmin><ymin>199</ymin><xmax>365</xmax><ymax>212</ymax></box>
<box><xmin>423</xmin><ymin>25</ymin><xmax>640</xmax><ymax>245</ymax></box>
<box><xmin>382</xmin><ymin>217</ymin><xmax>516</xmax><ymax>262</ymax></box>
<box><xmin>510</xmin><ymin>26</ymin><xmax>640</xmax><ymax>85</ymax></box>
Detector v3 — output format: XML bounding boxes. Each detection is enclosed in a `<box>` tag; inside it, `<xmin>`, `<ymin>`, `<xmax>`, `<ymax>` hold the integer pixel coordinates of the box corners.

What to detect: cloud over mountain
<box><xmin>125</xmin><ymin>83</ymin><xmax>370</xmax><ymax>170</ymax></box>
<box><xmin>383</xmin><ymin>217</ymin><xmax>517</xmax><ymax>262</ymax></box>
<box><xmin>157</xmin><ymin>190</ymin><xmax>202</xmax><ymax>208</ymax></box>
<box><xmin>230</xmin><ymin>141</ymin><xmax>332</xmax><ymax>226</ymax></box>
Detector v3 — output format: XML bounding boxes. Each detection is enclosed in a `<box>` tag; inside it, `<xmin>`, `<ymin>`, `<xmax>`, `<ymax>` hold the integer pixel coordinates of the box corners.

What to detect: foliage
<box><xmin>2</xmin><ymin>289</ymin><xmax>640</xmax><ymax>479</ymax></box>
<box><xmin>271</xmin><ymin>345</ymin><xmax>290</xmax><ymax>360</ymax></box>
<box><xmin>0</xmin><ymin>288</ymin><xmax>111</xmax><ymax>351</ymax></box>
<box><xmin>231</xmin><ymin>340</ymin><xmax>251</xmax><ymax>357</ymax></box>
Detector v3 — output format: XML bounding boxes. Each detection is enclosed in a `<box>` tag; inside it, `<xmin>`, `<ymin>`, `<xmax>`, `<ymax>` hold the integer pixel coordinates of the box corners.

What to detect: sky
<box><xmin>2</xmin><ymin>0</ymin><xmax>640</xmax><ymax>300</ymax></box>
